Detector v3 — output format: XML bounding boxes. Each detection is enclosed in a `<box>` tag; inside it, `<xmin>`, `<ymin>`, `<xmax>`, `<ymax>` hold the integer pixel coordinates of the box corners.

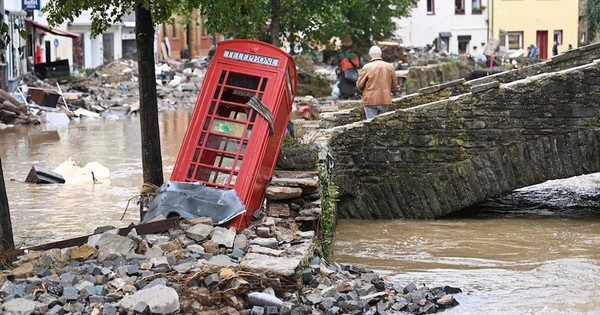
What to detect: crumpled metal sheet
<box><xmin>141</xmin><ymin>181</ymin><xmax>246</xmax><ymax>225</ymax></box>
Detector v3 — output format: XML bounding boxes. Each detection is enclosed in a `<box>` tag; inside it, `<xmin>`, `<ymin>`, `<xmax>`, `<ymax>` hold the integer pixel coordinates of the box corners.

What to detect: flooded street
<box><xmin>333</xmin><ymin>175</ymin><xmax>600</xmax><ymax>314</ymax></box>
<box><xmin>1</xmin><ymin>110</ymin><xmax>600</xmax><ymax>313</ymax></box>
<box><xmin>0</xmin><ymin>110</ymin><xmax>190</xmax><ymax>246</ymax></box>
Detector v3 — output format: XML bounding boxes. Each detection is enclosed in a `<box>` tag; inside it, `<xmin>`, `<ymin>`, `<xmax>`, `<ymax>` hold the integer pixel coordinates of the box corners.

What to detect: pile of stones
<box><xmin>0</xmin><ymin>170</ymin><xmax>461</xmax><ymax>314</ymax></box>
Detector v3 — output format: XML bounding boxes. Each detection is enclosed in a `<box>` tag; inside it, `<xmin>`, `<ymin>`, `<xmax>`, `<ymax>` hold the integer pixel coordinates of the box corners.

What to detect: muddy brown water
<box><xmin>1</xmin><ymin>109</ymin><xmax>600</xmax><ymax>314</ymax></box>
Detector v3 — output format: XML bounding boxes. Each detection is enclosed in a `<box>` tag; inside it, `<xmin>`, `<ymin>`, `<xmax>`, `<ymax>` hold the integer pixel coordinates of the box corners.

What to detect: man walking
<box><xmin>356</xmin><ymin>45</ymin><xmax>398</xmax><ymax>120</ymax></box>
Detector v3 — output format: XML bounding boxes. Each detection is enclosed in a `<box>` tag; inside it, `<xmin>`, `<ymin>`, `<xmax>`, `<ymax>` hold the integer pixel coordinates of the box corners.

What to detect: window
<box><xmin>553</xmin><ymin>30</ymin><xmax>563</xmax><ymax>45</ymax></box>
<box><xmin>500</xmin><ymin>32</ymin><xmax>523</xmax><ymax>50</ymax></box>
<box><xmin>427</xmin><ymin>0</ymin><xmax>435</xmax><ymax>14</ymax></box>
<box><xmin>457</xmin><ymin>35</ymin><xmax>472</xmax><ymax>54</ymax></box>
<box><xmin>455</xmin><ymin>0</ymin><xmax>465</xmax><ymax>14</ymax></box>
<box><xmin>472</xmin><ymin>0</ymin><xmax>482</xmax><ymax>14</ymax></box>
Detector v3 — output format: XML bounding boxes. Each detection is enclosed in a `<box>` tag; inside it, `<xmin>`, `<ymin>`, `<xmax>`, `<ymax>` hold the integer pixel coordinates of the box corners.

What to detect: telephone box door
<box><xmin>173</xmin><ymin>66</ymin><xmax>278</xmax><ymax>188</ymax></box>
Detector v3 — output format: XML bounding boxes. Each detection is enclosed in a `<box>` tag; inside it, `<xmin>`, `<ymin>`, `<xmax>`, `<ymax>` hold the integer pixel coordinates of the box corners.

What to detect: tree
<box><xmin>338</xmin><ymin>0</ymin><xmax>418</xmax><ymax>50</ymax></box>
<box><xmin>587</xmin><ymin>0</ymin><xmax>600</xmax><ymax>44</ymax></box>
<box><xmin>197</xmin><ymin>0</ymin><xmax>418</xmax><ymax>53</ymax></box>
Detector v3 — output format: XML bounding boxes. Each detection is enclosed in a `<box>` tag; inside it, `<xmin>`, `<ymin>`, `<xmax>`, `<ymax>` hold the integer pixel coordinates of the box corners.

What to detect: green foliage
<box><xmin>43</xmin><ymin>0</ymin><xmax>204</xmax><ymax>37</ymax></box>
<box><xmin>198</xmin><ymin>0</ymin><xmax>272</xmax><ymax>41</ymax></box>
<box><xmin>336</xmin><ymin>0</ymin><xmax>419</xmax><ymax>52</ymax></box>
<box><xmin>42</xmin><ymin>0</ymin><xmax>417</xmax><ymax>51</ymax></box>
<box><xmin>199</xmin><ymin>0</ymin><xmax>418</xmax><ymax>52</ymax></box>
<box><xmin>587</xmin><ymin>0</ymin><xmax>600</xmax><ymax>43</ymax></box>
<box><xmin>316</xmin><ymin>163</ymin><xmax>338</xmax><ymax>259</ymax></box>
<box><xmin>282</xmin><ymin>134</ymin><xmax>304</xmax><ymax>148</ymax></box>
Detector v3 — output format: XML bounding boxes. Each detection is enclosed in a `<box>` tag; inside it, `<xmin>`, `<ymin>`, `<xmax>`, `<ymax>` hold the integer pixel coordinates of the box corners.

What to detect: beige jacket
<box><xmin>356</xmin><ymin>58</ymin><xmax>398</xmax><ymax>106</ymax></box>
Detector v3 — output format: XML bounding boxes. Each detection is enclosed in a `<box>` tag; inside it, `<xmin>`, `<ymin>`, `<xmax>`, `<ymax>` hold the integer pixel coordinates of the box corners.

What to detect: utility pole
<box><xmin>0</xmin><ymin>158</ymin><xmax>15</xmax><ymax>252</ymax></box>
<box><xmin>136</xmin><ymin>4</ymin><xmax>164</xmax><ymax>188</ymax></box>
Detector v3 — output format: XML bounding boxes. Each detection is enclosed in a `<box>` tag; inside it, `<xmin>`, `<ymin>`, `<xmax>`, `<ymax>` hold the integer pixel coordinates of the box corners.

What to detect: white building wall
<box><xmin>90</xmin><ymin>34</ymin><xmax>103</xmax><ymax>68</ymax></box>
<box><xmin>83</xmin><ymin>32</ymin><xmax>93</xmax><ymax>68</ymax></box>
<box><xmin>4</xmin><ymin>0</ymin><xmax>20</xmax><ymax>11</ymax></box>
<box><xmin>37</xmin><ymin>1</ymin><xmax>128</xmax><ymax>69</ymax></box>
<box><xmin>394</xmin><ymin>0</ymin><xmax>489</xmax><ymax>55</ymax></box>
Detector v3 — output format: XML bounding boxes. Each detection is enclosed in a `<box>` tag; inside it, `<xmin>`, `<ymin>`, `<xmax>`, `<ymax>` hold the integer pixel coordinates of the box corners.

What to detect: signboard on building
<box><xmin>121</xmin><ymin>33</ymin><xmax>136</xmax><ymax>40</ymax></box>
<box><xmin>22</xmin><ymin>0</ymin><xmax>40</xmax><ymax>10</ymax></box>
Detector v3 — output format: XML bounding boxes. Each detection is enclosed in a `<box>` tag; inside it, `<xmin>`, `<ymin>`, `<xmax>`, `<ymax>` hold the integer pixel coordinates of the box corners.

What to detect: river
<box><xmin>1</xmin><ymin>110</ymin><xmax>599</xmax><ymax>314</ymax></box>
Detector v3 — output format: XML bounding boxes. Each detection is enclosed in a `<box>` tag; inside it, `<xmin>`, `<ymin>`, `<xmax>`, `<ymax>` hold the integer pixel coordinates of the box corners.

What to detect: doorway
<box><xmin>44</xmin><ymin>41</ymin><xmax>51</xmax><ymax>63</ymax></box>
<box><xmin>536</xmin><ymin>31</ymin><xmax>548</xmax><ymax>60</ymax></box>
<box><xmin>102</xmin><ymin>33</ymin><xmax>114</xmax><ymax>63</ymax></box>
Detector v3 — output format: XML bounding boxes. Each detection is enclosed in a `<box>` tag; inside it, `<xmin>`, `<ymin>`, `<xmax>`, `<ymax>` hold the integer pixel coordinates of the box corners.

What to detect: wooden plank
<box><xmin>0</xmin><ymin>157</ymin><xmax>14</xmax><ymax>251</ymax></box>
<box><xmin>23</xmin><ymin>217</ymin><xmax>180</xmax><ymax>253</ymax></box>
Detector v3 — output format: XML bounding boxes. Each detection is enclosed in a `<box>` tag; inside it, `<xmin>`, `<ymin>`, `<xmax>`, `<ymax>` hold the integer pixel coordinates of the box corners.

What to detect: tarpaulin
<box><xmin>141</xmin><ymin>181</ymin><xmax>247</xmax><ymax>225</ymax></box>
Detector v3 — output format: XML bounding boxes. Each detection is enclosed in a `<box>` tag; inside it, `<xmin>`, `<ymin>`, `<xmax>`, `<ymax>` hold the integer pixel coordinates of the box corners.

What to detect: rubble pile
<box><xmin>0</xmin><ymin>170</ymin><xmax>462</xmax><ymax>314</ymax></box>
<box><xmin>379</xmin><ymin>42</ymin><xmax>408</xmax><ymax>64</ymax></box>
<box><xmin>66</xmin><ymin>59</ymin><xmax>205</xmax><ymax>114</ymax></box>
<box><xmin>14</xmin><ymin>59</ymin><xmax>206</xmax><ymax>122</ymax></box>
<box><xmin>0</xmin><ymin>89</ymin><xmax>39</xmax><ymax>126</ymax></box>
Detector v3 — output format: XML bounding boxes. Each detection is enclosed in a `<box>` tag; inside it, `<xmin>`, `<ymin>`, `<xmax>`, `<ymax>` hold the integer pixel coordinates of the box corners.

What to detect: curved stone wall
<box><xmin>327</xmin><ymin>61</ymin><xmax>600</xmax><ymax>219</ymax></box>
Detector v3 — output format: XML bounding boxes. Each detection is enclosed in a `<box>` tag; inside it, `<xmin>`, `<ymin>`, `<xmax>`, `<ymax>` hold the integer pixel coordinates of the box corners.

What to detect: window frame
<box><xmin>471</xmin><ymin>0</ymin><xmax>483</xmax><ymax>14</ymax></box>
<box><xmin>455</xmin><ymin>0</ymin><xmax>465</xmax><ymax>15</ymax></box>
<box><xmin>553</xmin><ymin>30</ymin><xmax>563</xmax><ymax>45</ymax></box>
<box><xmin>503</xmin><ymin>31</ymin><xmax>524</xmax><ymax>51</ymax></box>
<box><xmin>427</xmin><ymin>0</ymin><xmax>435</xmax><ymax>15</ymax></box>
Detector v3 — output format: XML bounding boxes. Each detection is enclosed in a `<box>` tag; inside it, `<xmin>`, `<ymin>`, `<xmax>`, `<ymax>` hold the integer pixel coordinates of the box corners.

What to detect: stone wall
<box><xmin>404</xmin><ymin>60</ymin><xmax>469</xmax><ymax>94</ymax></box>
<box><xmin>320</xmin><ymin>42</ymin><xmax>600</xmax><ymax>128</ymax></box>
<box><xmin>467</xmin><ymin>41</ymin><xmax>600</xmax><ymax>85</ymax></box>
<box><xmin>326</xmin><ymin>61</ymin><xmax>600</xmax><ymax>219</ymax></box>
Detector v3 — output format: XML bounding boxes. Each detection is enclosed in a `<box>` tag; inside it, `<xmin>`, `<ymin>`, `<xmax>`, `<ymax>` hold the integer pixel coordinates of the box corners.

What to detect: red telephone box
<box><xmin>171</xmin><ymin>39</ymin><xmax>297</xmax><ymax>230</ymax></box>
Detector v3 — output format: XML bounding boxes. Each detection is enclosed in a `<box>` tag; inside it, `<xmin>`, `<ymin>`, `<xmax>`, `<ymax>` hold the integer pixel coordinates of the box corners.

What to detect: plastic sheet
<box><xmin>141</xmin><ymin>181</ymin><xmax>246</xmax><ymax>225</ymax></box>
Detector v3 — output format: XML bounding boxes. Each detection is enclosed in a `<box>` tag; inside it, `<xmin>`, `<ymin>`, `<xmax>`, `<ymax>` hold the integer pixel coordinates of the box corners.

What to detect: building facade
<box><xmin>156</xmin><ymin>9</ymin><xmax>222</xmax><ymax>61</ymax></box>
<box><xmin>394</xmin><ymin>0</ymin><xmax>489</xmax><ymax>56</ymax></box>
<box><xmin>2</xmin><ymin>0</ymin><xmax>82</xmax><ymax>90</ymax></box>
<box><xmin>489</xmin><ymin>0</ymin><xmax>579</xmax><ymax>60</ymax></box>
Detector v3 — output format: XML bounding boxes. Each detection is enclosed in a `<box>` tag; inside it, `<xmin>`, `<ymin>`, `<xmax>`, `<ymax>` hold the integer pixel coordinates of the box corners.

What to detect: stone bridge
<box><xmin>311</xmin><ymin>43</ymin><xmax>600</xmax><ymax>219</ymax></box>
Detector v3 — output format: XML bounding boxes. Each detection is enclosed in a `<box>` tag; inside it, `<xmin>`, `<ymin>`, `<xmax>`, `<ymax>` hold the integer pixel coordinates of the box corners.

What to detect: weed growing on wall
<box><xmin>316</xmin><ymin>163</ymin><xmax>338</xmax><ymax>259</ymax></box>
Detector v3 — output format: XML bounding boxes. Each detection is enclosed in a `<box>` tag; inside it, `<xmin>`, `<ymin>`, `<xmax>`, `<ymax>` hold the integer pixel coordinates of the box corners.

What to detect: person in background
<box><xmin>528</xmin><ymin>44</ymin><xmax>539</xmax><ymax>64</ymax></box>
<box><xmin>356</xmin><ymin>45</ymin><xmax>398</xmax><ymax>120</ymax></box>
<box><xmin>552</xmin><ymin>42</ymin><xmax>558</xmax><ymax>56</ymax></box>
<box><xmin>475</xmin><ymin>46</ymin><xmax>488</xmax><ymax>63</ymax></box>
<box><xmin>337</xmin><ymin>35</ymin><xmax>361</xmax><ymax>99</ymax></box>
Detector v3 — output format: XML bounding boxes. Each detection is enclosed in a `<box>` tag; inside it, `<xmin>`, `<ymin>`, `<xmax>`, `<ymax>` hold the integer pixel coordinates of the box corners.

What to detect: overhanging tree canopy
<box><xmin>41</xmin><ymin>0</ymin><xmax>417</xmax><ymax>189</ymax></box>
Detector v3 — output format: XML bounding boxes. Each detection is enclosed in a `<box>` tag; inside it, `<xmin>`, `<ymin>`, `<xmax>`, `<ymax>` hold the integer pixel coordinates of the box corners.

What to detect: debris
<box><xmin>73</xmin><ymin>107</ymin><xmax>101</xmax><ymax>118</ymax></box>
<box><xmin>29</xmin><ymin>88</ymin><xmax>60</xmax><ymax>107</ymax></box>
<box><xmin>0</xmin><ymin>88</ymin><xmax>38</xmax><ymax>126</ymax></box>
<box><xmin>5</xmin><ymin>169</ymin><xmax>461</xmax><ymax>314</ymax></box>
<box><xmin>24</xmin><ymin>165</ymin><xmax>66</xmax><ymax>184</ymax></box>
<box><xmin>39</xmin><ymin>111</ymin><xmax>70</xmax><ymax>125</ymax></box>
<box><xmin>52</xmin><ymin>158</ymin><xmax>110</xmax><ymax>185</ymax></box>
<box><xmin>141</xmin><ymin>181</ymin><xmax>246</xmax><ymax>225</ymax></box>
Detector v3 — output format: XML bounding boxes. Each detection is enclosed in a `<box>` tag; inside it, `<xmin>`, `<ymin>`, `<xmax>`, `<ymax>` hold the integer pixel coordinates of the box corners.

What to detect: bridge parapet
<box><xmin>327</xmin><ymin>60</ymin><xmax>600</xmax><ymax>219</ymax></box>
<box><xmin>320</xmin><ymin>42</ymin><xmax>600</xmax><ymax>129</ymax></box>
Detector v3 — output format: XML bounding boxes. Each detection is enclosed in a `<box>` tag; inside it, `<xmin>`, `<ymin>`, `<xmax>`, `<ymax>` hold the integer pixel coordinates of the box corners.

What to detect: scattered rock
<box><xmin>2</xmin><ymin>170</ymin><xmax>460</xmax><ymax>314</ymax></box>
